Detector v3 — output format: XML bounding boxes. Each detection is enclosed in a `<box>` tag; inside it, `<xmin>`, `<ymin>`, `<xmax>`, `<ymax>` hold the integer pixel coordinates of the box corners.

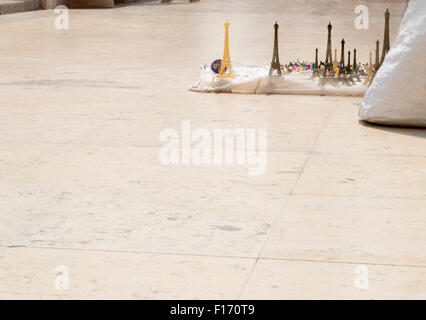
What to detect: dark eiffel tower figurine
<box><xmin>375</xmin><ymin>40</ymin><xmax>380</xmax><ymax>71</ymax></box>
<box><xmin>269</xmin><ymin>22</ymin><xmax>282</xmax><ymax>76</ymax></box>
<box><xmin>345</xmin><ymin>51</ymin><xmax>352</xmax><ymax>74</ymax></box>
<box><xmin>339</xmin><ymin>38</ymin><xmax>345</xmax><ymax>76</ymax></box>
<box><xmin>314</xmin><ymin>48</ymin><xmax>320</xmax><ymax>75</ymax></box>
<box><xmin>353</xmin><ymin>49</ymin><xmax>358</xmax><ymax>74</ymax></box>
<box><xmin>381</xmin><ymin>9</ymin><xmax>390</xmax><ymax>65</ymax></box>
<box><xmin>353</xmin><ymin>48</ymin><xmax>360</xmax><ymax>81</ymax></box>
<box><xmin>324</xmin><ymin>22</ymin><xmax>334</xmax><ymax>76</ymax></box>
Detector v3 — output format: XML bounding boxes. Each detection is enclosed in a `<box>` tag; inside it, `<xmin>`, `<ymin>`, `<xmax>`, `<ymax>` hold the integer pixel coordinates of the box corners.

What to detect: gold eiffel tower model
<box><xmin>269</xmin><ymin>22</ymin><xmax>282</xmax><ymax>76</ymax></box>
<box><xmin>364</xmin><ymin>51</ymin><xmax>374</xmax><ymax>86</ymax></box>
<box><xmin>217</xmin><ymin>21</ymin><xmax>235</xmax><ymax>80</ymax></box>
<box><xmin>333</xmin><ymin>48</ymin><xmax>339</xmax><ymax>75</ymax></box>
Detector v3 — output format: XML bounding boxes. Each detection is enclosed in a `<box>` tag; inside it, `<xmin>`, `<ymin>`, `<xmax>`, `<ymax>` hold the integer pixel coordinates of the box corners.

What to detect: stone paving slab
<box><xmin>0</xmin><ymin>246</ymin><xmax>254</xmax><ymax>299</ymax></box>
<box><xmin>262</xmin><ymin>195</ymin><xmax>426</xmax><ymax>267</ymax></box>
<box><xmin>1</xmin><ymin>0</ymin><xmax>424</xmax><ymax>299</ymax></box>
<box><xmin>240</xmin><ymin>259</ymin><xmax>426</xmax><ymax>299</ymax></box>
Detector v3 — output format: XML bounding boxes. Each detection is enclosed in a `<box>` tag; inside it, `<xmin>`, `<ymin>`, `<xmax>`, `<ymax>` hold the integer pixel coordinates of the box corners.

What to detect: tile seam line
<box><xmin>2</xmin><ymin>139</ymin><xmax>423</xmax><ymax>159</ymax></box>
<box><xmin>236</xmin><ymin>106</ymin><xmax>336</xmax><ymax>299</ymax></box>
<box><xmin>0</xmin><ymin>181</ymin><xmax>422</xmax><ymax>201</ymax></box>
<box><xmin>0</xmin><ymin>112</ymin><xmax>336</xmax><ymax>127</ymax></box>
<box><xmin>2</xmin><ymin>245</ymin><xmax>426</xmax><ymax>270</ymax></box>
<box><xmin>0</xmin><ymin>290</ymin><xmax>66</xmax><ymax>298</ymax></box>
<box><xmin>2</xmin><ymin>139</ymin><xmax>424</xmax><ymax>159</ymax></box>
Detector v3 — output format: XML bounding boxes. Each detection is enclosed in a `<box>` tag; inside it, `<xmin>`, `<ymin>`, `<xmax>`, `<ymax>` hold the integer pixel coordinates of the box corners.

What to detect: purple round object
<box><xmin>211</xmin><ymin>59</ymin><xmax>222</xmax><ymax>74</ymax></box>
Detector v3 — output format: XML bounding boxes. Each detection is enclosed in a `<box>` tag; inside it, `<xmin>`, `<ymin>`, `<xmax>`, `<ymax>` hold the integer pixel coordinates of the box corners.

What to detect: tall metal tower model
<box><xmin>333</xmin><ymin>48</ymin><xmax>338</xmax><ymax>75</ymax></box>
<box><xmin>353</xmin><ymin>49</ymin><xmax>357</xmax><ymax>74</ymax></box>
<box><xmin>364</xmin><ymin>51</ymin><xmax>374</xmax><ymax>85</ymax></box>
<box><xmin>217</xmin><ymin>21</ymin><xmax>235</xmax><ymax>79</ymax></box>
<box><xmin>314</xmin><ymin>48</ymin><xmax>320</xmax><ymax>74</ymax></box>
<box><xmin>339</xmin><ymin>38</ymin><xmax>345</xmax><ymax>75</ymax></box>
<box><xmin>346</xmin><ymin>50</ymin><xmax>352</xmax><ymax>74</ymax></box>
<box><xmin>375</xmin><ymin>40</ymin><xmax>380</xmax><ymax>70</ymax></box>
<box><xmin>269</xmin><ymin>22</ymin><xmax>282</xmax><ymax>76</ymax></box>
<box><xmin>324</xmin><ymin>22</ymin><xmax>334</xmax><ymax>75</ymax></box>
<box><xmin>381</xmin><ymin>9</ymin><xmax>390</xmax><ymax>64</ymax></box>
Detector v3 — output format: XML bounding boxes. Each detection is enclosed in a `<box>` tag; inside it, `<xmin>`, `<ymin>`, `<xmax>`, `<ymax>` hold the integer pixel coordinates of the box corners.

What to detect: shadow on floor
<box><xmin>128</xmin><ymin>0</ymin><xmax>199</xmax><ymax>6</ymax></box>
<box><xmin>358</xmin><ymin>120</ymin><xmax>426</xmax><ymax>139</ymax></box>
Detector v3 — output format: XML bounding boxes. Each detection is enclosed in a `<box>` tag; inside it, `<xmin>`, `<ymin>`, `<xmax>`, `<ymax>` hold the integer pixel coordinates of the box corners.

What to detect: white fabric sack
<box><xmin>360</xmin><ymin>0</ymin><xmax>426</xmax><ymax>127</ymax></box>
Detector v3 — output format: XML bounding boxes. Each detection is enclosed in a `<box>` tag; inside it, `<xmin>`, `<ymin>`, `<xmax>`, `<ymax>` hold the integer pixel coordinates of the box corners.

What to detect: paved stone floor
<box><xmin>1</xmin><ymin>0</ymin><xmax>425</xmax><ymax>299</ymax></box>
